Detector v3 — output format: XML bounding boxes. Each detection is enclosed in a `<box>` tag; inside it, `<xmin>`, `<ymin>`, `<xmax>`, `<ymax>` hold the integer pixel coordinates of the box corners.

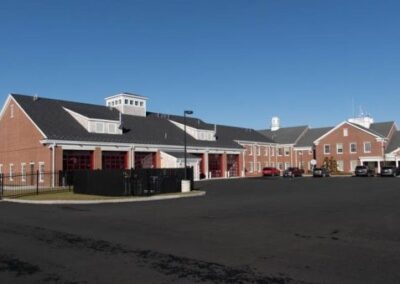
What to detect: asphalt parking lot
<box><xmin>1</xmin><ymin>176</ymin><xmax>400</xmax><ymax>284</ymax></box>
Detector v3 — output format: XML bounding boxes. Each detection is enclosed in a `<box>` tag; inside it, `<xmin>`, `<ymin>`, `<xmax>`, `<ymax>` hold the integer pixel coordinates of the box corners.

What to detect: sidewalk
<box><xmin>1</xmin><ymin>191</ymin><xmax>206</xmax><ymax>205</ymax></box>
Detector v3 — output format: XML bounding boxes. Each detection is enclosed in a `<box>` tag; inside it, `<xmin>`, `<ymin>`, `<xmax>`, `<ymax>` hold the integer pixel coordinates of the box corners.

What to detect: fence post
<box><xmin>0</xmin><ymin>173</ymin><xmax>3</xmax><ymax>200</ymax></box>
<box><xmin>36</xmin><ymin>170</ymin><xmax>39</xmax><ymax>195</ymax></box>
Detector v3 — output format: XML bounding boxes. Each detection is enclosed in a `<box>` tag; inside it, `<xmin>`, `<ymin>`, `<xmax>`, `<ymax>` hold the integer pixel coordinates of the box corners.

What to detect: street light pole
<box><xmin>184</xmin><ymin>110</ymin><xmax>193</xmax><ymax>180</ymax></box>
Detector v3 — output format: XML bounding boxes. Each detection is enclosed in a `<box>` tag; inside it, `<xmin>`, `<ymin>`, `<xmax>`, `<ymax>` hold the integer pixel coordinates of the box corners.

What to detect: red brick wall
<box><xmin>0</xmin><ymin>97</ymin><xmax>50</xmax><ymax>175</ymax></box>
<box><xmin>241</xmin><ymin>144</ymin><xmax>297</xmax><ymax>177</ymax></box>
<box><xmin>316</xmin><ymin>123</ymin><xmax>384</xmax><ymax>173</ymax></box>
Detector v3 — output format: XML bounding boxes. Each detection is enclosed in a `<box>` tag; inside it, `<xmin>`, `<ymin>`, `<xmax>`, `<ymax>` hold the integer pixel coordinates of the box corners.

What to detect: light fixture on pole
<box><xmin>184</xmin><ymin>110</ymin><xmax>193</xmax><ymax>180</ymax></box>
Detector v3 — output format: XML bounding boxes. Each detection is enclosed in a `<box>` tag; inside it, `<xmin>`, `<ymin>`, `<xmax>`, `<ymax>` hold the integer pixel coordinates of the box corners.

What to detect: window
<box><xmin>284</xmin><ymin>147</ymin><xmax>290</xmax><ymax>156</ymax></box>
<box><xmin>343</xmin><ymin>128</ymin><xmax>348</xmax><ymax>137</ymax></box>
<box><xmin>9</xmin><ymin>164</ymin><xmax>14</xmax><ymax>181</ymax></box>
<box><xmin>350</xmin><ymin>143</ymin><xmax>357</xmax><ymax>153</ymax></box>
<box><xmin>10</xmin><ymin>104</ymin><xmax>14</xmax><ymax>118</ymax></box>
<box><xmin>284</xmin><ymin>162</ymin><xmax>290</xmax><ymax>170</ymax></box>
<box><xmin>324</xmin><ymin>144</ymin><xmax>331</xmax><ymax>154</ymax></box>
<box><xmin>364</xmin><ymin>142</ymin><xmax>372</xmax><ymax>153</ymax></box>
<box><xmin>298</xmin><ymin>151</ymin><xmax>303</xmax><ymax>156</ymax></box>
<box><xmin>135</xmin><ymin>101</ymin><xmax>138</xmax><ymax>106</ymax></box>
<box><xmin>336</xmin><ymin>143</ymin><xmax>343</xmax><ymax>154</ymax></box>
<box><xmin>350</xmin><ymin>160</ymin><xmax>358</xmax><ymax>172</ymax></box>
<box><xmin>278</xmin><ymin>148</ymin><xmax>283</xmax><ymax>156</ymax></box>
<box><xmin>249</xmin><ymin>162</ymin><xmax>254</xmax><ymax>173</ymax></box>
<box><xmin>125</xmin><ymin>99</ymin><xmax>128</xmax><ymax>104</ymax></box>
<box><xmin>337</xmin><ymin>160</ymin><xmax>344</xmax><ymax>172</ymax></box>
<box><xmin>256</xmin><ymin>146</ymin><xmax>260</xmax><ymax>156</ymax></box>
<box><xmin>39</xmin><ymin>163</ymin><xmax>45</xmax><ymax>183</ymax></box>
<box><xmin>248</xmin><ymin>145</ymin><xmax>253</xmax><ymax>156</ymax></box>
<box><xmin>140</xmin><ymin>101</ymin><xmax>143</xmax><ymax>106</ymax></box>
<box><xmin>308</xmin><ymin>150</ymin><xmax>313</xmax><ymax>155</ymax></box>
<box><xmin>265</xmin><ymin>147</ymin><xmax>268</xmax><ymax>156</ymax></box>
<box><xmin>95</xmin><ymin>122</ymin><xmax>104</xmax><ymax>133</ymax></box>
<box><xmin>130</xmin><ymin>100</ymin><xmax>133</xmax><ymax>105</ymax></box>
<box><xmin>108</xmin><ymin>123</ymin><xmax>116</xmax><ymax>134</ymax></box>
<box><xmin>21</xmin><ymin>163</ymin><xmax>26</xmax><ymax>182</ymax></box>
<box><xmin>271</xmin><ymin>148</ymin><xmax>275</xmax><ymax>156</ymax></box>
<box><xmin>257</xmin><ymin>162</ymin><xmax>261</xmax><ymax>172</ymax></box>
<box><xmin>278</xmin><ymin>163</ymin><xmax>283</xmax><ymax>170</ymax></box>
<box><xmin>0</xmin><ymin>164</ymin><xmax>3</xmax><ymax>175</ymax></box>
<box><xmin>119</xmin><ymin>99</ymin><xmax>122</xmax><ymax>104</ymax></box>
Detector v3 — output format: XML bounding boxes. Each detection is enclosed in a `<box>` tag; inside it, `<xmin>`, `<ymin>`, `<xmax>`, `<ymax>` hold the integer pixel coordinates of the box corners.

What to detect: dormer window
<box><xmin>96</xmin><ymin>122</ymin><xmax>104</xmax><ymax>133</ymax></box>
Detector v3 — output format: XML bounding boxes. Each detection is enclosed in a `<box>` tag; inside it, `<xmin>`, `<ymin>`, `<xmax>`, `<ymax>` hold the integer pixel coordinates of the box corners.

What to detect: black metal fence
<box><xmin>0</xmin><ymin>171</ymin><xmax>73</xmax><ymax>199</ymax></box>
<box><xmin>73</xmin><ymin>167</ymin><xmax>193</xmax><ymax>197</ymax></box>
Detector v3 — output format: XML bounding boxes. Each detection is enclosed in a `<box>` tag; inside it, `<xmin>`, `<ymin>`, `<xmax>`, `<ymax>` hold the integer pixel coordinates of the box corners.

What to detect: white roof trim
<box><xmin>314</xmin><ymin>121</ymin><xmax>381</xmax><ymax>144</ymax></box>
<box><xmin>3</xmin><ymin>95</ymin><xmax>48</xmax><ymax>139</ymax></box>
<box><xmin>40</xmin><ymin>139</ymin><xmax>243</xmax><ymax>153</ymax></box>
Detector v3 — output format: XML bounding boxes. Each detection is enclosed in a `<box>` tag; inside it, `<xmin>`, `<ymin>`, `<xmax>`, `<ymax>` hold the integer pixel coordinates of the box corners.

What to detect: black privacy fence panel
<box><xmin>72</xmin><ymin>168</ymin><xmax>193</xmax><ymax>197</ymax></box>
<box><xmin>0</xmin><ymin>171</ymin><xmax>73</xmax><ymax>199</ymax></box>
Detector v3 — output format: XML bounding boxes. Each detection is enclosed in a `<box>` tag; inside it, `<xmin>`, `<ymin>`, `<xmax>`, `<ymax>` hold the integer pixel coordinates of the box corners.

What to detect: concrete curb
<box><xmin>2</xmin><ymin>191</ymin><xmax>206</xmax><ymax>205</ymax></box>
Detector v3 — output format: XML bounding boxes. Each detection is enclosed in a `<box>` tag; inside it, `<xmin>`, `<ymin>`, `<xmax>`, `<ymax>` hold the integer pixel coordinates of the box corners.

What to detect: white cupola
<box><xmin>271</xmin><ymin>116</ymin><xmax>280</xmax><ymax>131</ymax></box>
<box><xmin>105</xmin><ymin>92</ymin><xmax>148</xmax><ymax>117</ymax></box>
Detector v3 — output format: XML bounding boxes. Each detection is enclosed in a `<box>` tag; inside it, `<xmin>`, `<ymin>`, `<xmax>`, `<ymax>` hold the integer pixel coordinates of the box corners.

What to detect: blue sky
<box><xmin>1</xmin><ymin>0</ymin><xmax>399</xmax><ymax>129</ymax></box>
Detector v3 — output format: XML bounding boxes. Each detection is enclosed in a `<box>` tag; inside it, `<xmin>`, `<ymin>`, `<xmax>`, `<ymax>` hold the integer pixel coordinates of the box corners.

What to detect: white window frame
<box><xmin>108</xmin><ymin>123</ymin><xmax>116</xmax><ymax>134</ymax></box>
<box><xmin>337</xmin><ymin>160</ymin><xmax>344</xmax><ymax>172</ymax></box>
<box><xmin>9</xmin><ymin>164</ymin><xmax>14</xmax><ymax>181</ymax></box>
<box><xmin>284</xmin><ymin>162</ymin><xmax>290</xmax><ymax>170</ymax></box>
<box><xmin>0</xmin><ymin>164</ymin><xmax>2</xmax><ymax>175</ymax></box>
<box><xmin>284</xmin><ymin>147</ymin><xmax>290</xmax><ymax>157</ymax></box>
<box><xmin>350</xmin><ymin>160</ymin><xmax>358</xmax><ymax>172</ymax></box>
<box><xmin>343</xmin><ymin>128</ymin><xmax>348</xmax><ymax>137</ymax></box>
<box><xmin>257</xmin><ymin>162</ymin><xmax>261</xmax><ymax>172</ymax></box>
<box><xmin>271</xmin><ymin>148</ymin><xmax>275</xmax><ymax>156</ymax></box>
<box><xmin>38</xmin><ymin>162</ymin><xmax>45</xmax><ymax>183</ymax></box>
<box><xmin>249</xmin><ymin>162</ymin><xmax>254</xmax><ymax>173</ymax></box>
<box><xmin>21</xmin><ymin>163</ymin><xmax>26</xmax><ymax>182</ymax></box>
<box><xmin>364</xmin><ymin>142</ymin><xmax>371</xmax><ymax>153</ymax></box>
<box><xmin>265</xmin><ymin>147</ymin><xmax>268</xmax><ymax>156</ymax></box>
<box><xmin>248</xmin><ymin>145</ymin><xmax>253</xmax><ymax>156</ymax></box>
<box><xmin>278</xmin><ymin>148</ymin><xmax>283</xmax><ymax>156</ymax></box>
<box><xmin>336</xmin><ymin>143</ymin><xmax>343</xmax><ymax>154</ymax></box>
<box><xmin>95</xmin><ymin>122</ymin><xmax>104</xmax><ymax>133</ymax></box>
<box><xmin>256</xmin><ymin>146</ymin><xmax>261</xmax><ymax>156</ymax></box>
<box><xmin>350</xmin><ymin>143</ymin><xmax>357</xmax><ymax>154</ymax></box>
<box><xmin>324</xmin><ymin>144</ymin><xmax>331</xmax><ymax>155</ymax></box>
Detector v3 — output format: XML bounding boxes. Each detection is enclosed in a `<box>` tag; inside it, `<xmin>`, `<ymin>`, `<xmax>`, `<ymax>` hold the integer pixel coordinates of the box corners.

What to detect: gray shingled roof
<box><xmin>216</xmin><ymin>125</ymin><xmax>275</xmax><ymax>144</ymax></box>
<box><xmin>370</xmin><ymin>121</ymin><xmax>395</xmax><ymax>138</ymax></box>
<box><xmin>295</xmin><ymin>127</ymin><xmax>333</xmax><ymax>147</ymax></box>
<box><xmin>12</xmin><ymin>94</ymin><xmax>271</xmax><ymax>150</ymax></box>
<box><xmin>386</xmin><ymin>131</ymin><xmax>400</xmax><ymax>153</ymax></box>
<box><xmin>258</xmin><ymin>126</ymin><xmax>309</xmax><ymax>144</ymax></box>
<box><xmin>147</xmin><ymin>112</ymin><xmax>214</xmax><ymax>130</ymax></box>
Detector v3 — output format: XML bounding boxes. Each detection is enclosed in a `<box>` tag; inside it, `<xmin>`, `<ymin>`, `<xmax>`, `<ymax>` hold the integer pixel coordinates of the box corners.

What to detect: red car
<box><xmin>262</xmin><ymin>167</ymin><xmax>281</xmax><ymax>176</ymax></box>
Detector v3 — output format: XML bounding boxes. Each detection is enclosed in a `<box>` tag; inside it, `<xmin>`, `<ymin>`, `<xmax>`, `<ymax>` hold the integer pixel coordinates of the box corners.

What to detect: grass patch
<box><xmin>15</xmin><ymin>191</ymin><xmax>125</xmax><ymax>201</ymax></box>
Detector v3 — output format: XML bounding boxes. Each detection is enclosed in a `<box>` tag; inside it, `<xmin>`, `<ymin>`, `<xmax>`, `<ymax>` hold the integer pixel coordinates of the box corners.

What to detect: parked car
<box><xmin>283</xmin><ymin>167</ymin><xmax>303</xmax><ymax>177</ymax></box>
<box><xmin>354</xmin><ymin>166</ymin><xmax>375</xmax><ymax>177</ymax></box>
<box><xmin>313</xmin><ymin>167</ymin><xmax>330</xmax><ymax>177</ymax></box>
<box><xmin>262</xmin><ymin>167</ymin><xmax>280</xmax><ymax>176</ymax></box>
<box><xmin>380</xmin><ymin>166</ymin><xmax>400</xmax><ymax>177</ymax></box>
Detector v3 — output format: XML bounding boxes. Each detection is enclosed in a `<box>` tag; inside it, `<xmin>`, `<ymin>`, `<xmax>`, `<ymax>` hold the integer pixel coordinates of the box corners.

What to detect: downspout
<box><xmin>51</xmin><ymin>143</ymin><xmax>56</xmax><ymax>188</ymax></box>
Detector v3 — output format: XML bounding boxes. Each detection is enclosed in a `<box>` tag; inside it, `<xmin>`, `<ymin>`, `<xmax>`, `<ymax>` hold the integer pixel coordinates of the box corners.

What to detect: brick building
<box><xmin>1</xmin><ymin>92</ymin><xmax>399</xmax><ymax>181</ymax></box>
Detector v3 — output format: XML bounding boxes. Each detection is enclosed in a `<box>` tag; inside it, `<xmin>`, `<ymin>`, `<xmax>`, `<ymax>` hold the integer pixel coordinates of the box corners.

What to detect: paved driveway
<box><xmin>1</xmin><ymin>177</ymin><xmax>400</xmax><ymax>283</ymax></box>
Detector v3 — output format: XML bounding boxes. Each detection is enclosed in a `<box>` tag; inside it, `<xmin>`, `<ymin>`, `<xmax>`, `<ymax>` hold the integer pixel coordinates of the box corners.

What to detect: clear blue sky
<box><xmin>1</xmin><ymin>0</ymin><xmax>399</xmax><ymax>129</ymax></box>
